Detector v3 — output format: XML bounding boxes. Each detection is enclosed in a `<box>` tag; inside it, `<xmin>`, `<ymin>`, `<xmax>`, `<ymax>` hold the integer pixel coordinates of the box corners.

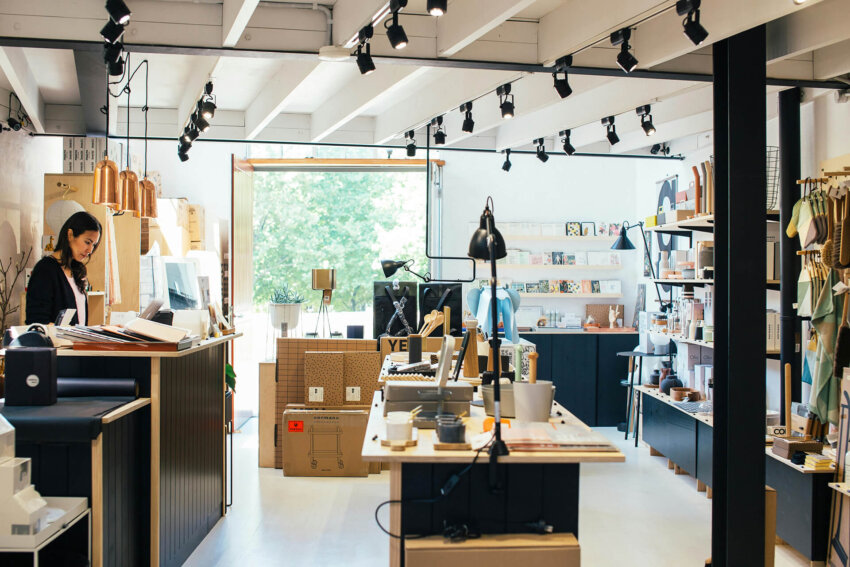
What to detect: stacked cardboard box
<box><xmin>282</xmin><ymin>408</ymin><xmax>370</xmax><ymax>477</ymax></box>
<box><xmin>63</xmin><ymin>137</ymin><xmax>122</xmax><ymax>174</ymax></box>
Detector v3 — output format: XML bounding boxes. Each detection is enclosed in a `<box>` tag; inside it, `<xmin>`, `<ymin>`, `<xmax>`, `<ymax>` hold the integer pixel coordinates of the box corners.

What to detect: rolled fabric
<box><xmin>57</xmin><ymin>377</ymin><xmax>137</xmax><ymax>398</ymax></box>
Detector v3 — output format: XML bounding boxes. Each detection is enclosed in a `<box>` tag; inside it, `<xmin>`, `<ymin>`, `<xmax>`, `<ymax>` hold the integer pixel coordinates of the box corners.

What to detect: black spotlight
<box><xmin>107</xmin><ymin>55</ymin><xmax>125</xmax><ymax>77</ymax></box>
<box><xmin>405</xmin><ymin>130</ymin><xmax>416</xmax><ymax>157</ymax></box>
<box><xmin>200</xmin><ymin>82</ymin><xmax>216</xmax><ymax>120</ymax></box>
<box><xmin>7</xmin><ymin>116</ymin><xmax>22</xmax><ymax>131</ymax></box>
<box><xmin>106</xmin><ymin>0</ymin><xmax>132</xmax><ymax>25</ymax></box>
<box><xmin>502</xmin><ymin>148</ymin><xmax>512</xmax><ymax>172</ymax></box>
<box><xmin>432</xmin><ymin>116</ymin><xmax>446</xmax><ymax>145</ymax></box>
<box><xmin>602</xmin><ymin>116</ymin><xmax>620</xmax><ymax>145</ymax></box>
<box><xmin>611</xmin><ymin>28</ymin><xmax>638</xmax><ymax>73</ymax></box>
<box><xmin>103</xmin><ymin>41</ymin><xmax>123</xmax><ymax>63</ymax></box>
<box><xmin>427</xmin><ymin>0</ymin><xmax>447</xmax><ymax>16</ymax></box>
<box><xmin>356</xmin><ymin>43</ymin><xmax>376</xmax><ymax>75</ymax></box>
<box><xmin>181</xmin><ymin>125</ymin><xmax>199</xmax><ymax>144</ymax></box>
<box><xmin>192</xmin><ymin>110</ymin><xmax>210</xmax><ymax>133</ymax></box>
<box><xmin>552</xmin><ymin>55</ymin><xmax>573</xmax><ymax>99</ymax></box>
<box><xmin>559</xmin><ymin>129</ymin><xmax>576</xmax><ymax>155</ymax></box>
<box><xmin>497</xmin><ymin>84</ymin><xmax>514</xmax><ymax>120</ymax></box>
<box><xmin>651</xmin><ymin>143</ymin><xmax>671</xmax><ymax>155</ymax></box>
<box><xmin>677</xmin><ymin>0</ymin><xmax>709</xmax><ymax>45</ymax></box>
<box><xmin>460</xmin><ymin>101</ymin><xmax>474</xmax><ymax>134</ymax></box>
<box><xmin>100</xmin><ymin>19</ymin><xmax>125</xmax><ymax>44</ymax></box>
<box><xmin>386</xmin><ymin>0</ymin><xmax>408</xmax><ymax>50</ymax></box>
<box><xmin>535</xmin><ymin>138</ymin><xmax>549</xmax><ymax>163</ymax></box>
<box><xmin>636</xmin><ymin>104</ymin><xmax>656</xmax><ymax>136</ymax></box>
<box><xmin>178</xmin><ymin>142</ymin><xmax>190</xmax><ymax>162</ymax></box>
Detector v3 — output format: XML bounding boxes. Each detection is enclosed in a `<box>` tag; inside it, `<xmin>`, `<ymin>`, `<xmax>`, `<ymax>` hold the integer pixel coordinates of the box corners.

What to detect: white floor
<box><xmin>186</xmin><ymin>420</ymin><xmax>811</xmax><ymax>567</ymax></box>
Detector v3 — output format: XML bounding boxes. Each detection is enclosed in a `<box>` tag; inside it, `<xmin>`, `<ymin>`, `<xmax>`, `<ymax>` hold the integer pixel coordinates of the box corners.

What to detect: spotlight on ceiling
<box><xmin>636</xmin><ymin>104</ymin><xmax>656</xmax><ymax>136</ymax></box>
<box><xmin>497</xmin><ymin>84</ymin><xmax>514</xmax><ymax>120</ymax></box>
<box><xmin>355</xmin><ymin>26</ymin><xmax>376</xmax><ymax>75</ymax></box>
<box><xmin>535</xmin><ymin>138</ymin><xmax>549</xmax><ymax>163</ymax></box>
<box><xmin>460</xmin><ymin>101</ymin><xmax>474</xmax><ymax>134</ymax></box>
<box><xmin>200</xmin><ymin>81</ymin><xmax>216</xmax><ymax>120</ymax></box>
<box><xmin>178</xmin><ymin>142</ymin><xmax>190</xmax><ymax>162</ymax></box>
<box><xmin>502</xmin><ymin>148</ymin><xmax>512</xmax><ymax>172</ymax></box>
<box><xmin>602</xmin><ymin>116</ymin><xmax>620</xmax><ymax>145</ymax></box>
<box><xmin>405</xmin><ymin>130</ymin><xmax>416</xmax><ymax>157</ymax></box>
<box><xmin>559</xmin><ymin>129</ymin><xmax>576</xmax><ymax>155</ymax></box>
<box><xmin>105</xmin><ymin>0</ymin><xmax>132</xmax><ymax>25</ymax></box>
<box><xmin>105</xmin><ymin>45</ymin><xmax>125</xmax><ymax>76</ymax></box>
<box><xmin>181</xmin><ymin>125</ymin><xmax>199</xmax><ymax>144</ymax></box>
<box><xmin>386</xmin><ymin>0</ymin><xmax>409</xmax><ymax>50</ymax></box>
<box><xmin>100</xmin><ymin>19</ymin><xmax>125</xmax><ymax>44</ymax></box>
<box><xmin>192</xmin><ymin>109</ymin><xmax>210</xmax><ymax>133</ymax></box>
<box><xmin>427</xmin><ymin>0</ymin><xmax>447</xmax><ymax>16</ymax></box>
<box><xmin>552</xmin><ymin>55</ymin><xmax>573</xmax><ymax>99</ymax></box>
<box><xmin>432</xmin><ymin>116</ymin><xmax>446</xmax><ymax>145</ymax></box>
<box><xmin>676</xmin><ymin>0</ymin><xmax>709</xmax><ymax>45</ymax></box>
<box><xmin>611</xmin><ymin>27</ymin><xmax>638</xmax><ymax>73</ymax></box>
<box><xmin>651</xmin><ymin>143</ymin><xmax>671</xmax><ymax>155</ymax></box>
<box><xmin>7</xmin><ymin>116</ymin><xmax>22</xmax><ymax>131</ymax></box>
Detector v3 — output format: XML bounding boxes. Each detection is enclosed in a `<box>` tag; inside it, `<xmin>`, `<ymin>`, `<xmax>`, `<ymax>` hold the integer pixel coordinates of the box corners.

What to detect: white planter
<box><xmin>269</xmin><ymin>302</ymin><xmax>301</xmax><ymax>332</ymax></box>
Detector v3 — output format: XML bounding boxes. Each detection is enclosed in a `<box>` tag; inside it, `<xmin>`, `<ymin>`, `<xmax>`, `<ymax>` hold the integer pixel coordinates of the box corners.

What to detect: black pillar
<box><xmin>778</xmin><ymin>88</ymin><xmax>802</xmax><ymax>410</ymax></box>
<box><xmin>712</xmin><ymin>26</ymin><xmax>767</xmax><ymax>566</ymax></box>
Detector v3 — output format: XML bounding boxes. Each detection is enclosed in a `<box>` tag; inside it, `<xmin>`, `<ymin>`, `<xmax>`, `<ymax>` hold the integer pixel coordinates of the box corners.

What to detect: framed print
<box><xmin>566</xmin><ymin>222</ymin><xmax>582</xmax><ymax>237</ymax></box>
<box><xmin>581</xmin><ymin>222</ymin><xmax>596</xmax><ymax>236</ymax></box>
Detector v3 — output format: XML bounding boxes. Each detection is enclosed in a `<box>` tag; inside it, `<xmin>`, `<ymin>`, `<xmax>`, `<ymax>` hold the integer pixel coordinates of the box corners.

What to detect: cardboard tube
<box><xmin>528</xmin><ymin>352</ymin><xmax>539</xmax><ymax>384</ymax></box>
<box><xmin>784</xmin><ymin>363</ymin><xmax>792</xmax><ymax>429</ymax></box>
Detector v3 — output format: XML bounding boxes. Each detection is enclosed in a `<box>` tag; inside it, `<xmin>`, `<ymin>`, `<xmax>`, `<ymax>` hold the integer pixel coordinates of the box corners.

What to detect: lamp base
<box><xmin>489</xmin><ymin>438</ymin><xmax>509</xmax><ymax>457</ymax></box>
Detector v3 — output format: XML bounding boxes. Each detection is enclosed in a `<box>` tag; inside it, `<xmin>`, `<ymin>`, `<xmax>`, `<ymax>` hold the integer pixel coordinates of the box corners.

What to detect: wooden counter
<box><xmin>364</xmin><ymin>392</ymin><xmax>623</xmax><ymax>567</ymax></box>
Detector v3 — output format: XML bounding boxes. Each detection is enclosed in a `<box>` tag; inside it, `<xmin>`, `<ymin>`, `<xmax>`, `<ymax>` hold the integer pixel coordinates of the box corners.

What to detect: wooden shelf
<box><xmin>479</xmin><ymin>264</ymin><xmax>621</xmax><ymax>270</ymax></box>
<box><xmin>519</xmin><ymin>293</ymin><xmax>623</xmax><ymax>299</ymax></box>
<box><xmin>503</xmin><ymin>234</ymin><xmax>617</xmax><ymax>242</ymax></box>
<box><xmin>636</xmin><ymin>385</ymin><xmax>713</xmax><ymax>426</ymax></box>
<box><xmin>667</xmin><ymin>334</ymin><xmax>780</xmax><ymax>357</ymax></box>
<box><xmin>829</xmin><ymin>482</ymin><xmax>850</xmax><ymax>497</ymax></box>
<box><xmin>652</xmin><ymin>279</ymin><xmax>714</xmax><ymax>286</ymax></box>
<box><xmin>766</xmin><ymin>448</ymin><xmax>836</xmax><ymax>474</ymax></box>
<box><xmin>646</xmin><ymin>214</ymin><xmax>715</xmax><ymax>233</ymax></box>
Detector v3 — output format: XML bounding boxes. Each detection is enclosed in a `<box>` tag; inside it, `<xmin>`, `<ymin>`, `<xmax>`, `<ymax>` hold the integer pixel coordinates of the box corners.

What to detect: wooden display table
<box><xmin>363</xmin><ymin>392</ymin><xmax>624</xmax><ymax>567</ymax></box>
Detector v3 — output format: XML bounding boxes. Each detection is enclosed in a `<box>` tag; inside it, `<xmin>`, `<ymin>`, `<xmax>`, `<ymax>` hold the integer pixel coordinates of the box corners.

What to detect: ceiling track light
<box><xmin>611</xmin><ymin>27</ymin><xmax>638</xmax><ymax>73</ymax></box>
<box><xmin>427</xmin><ymin>0</ymin><xmax>447</xmax><ymax>16</ymax></box>
<box><xmin>200</xmin><ymin>82</ymin><xmax>216</xmax><ymax>120</ymax></box>
<box><xmin>497</xmin><ymin>84</ymin><xmax>515</xmax><ymax>120</ymax></box>
<box><xmin>502</xmin><ymin>148</ymin><xmax>512</xmax><ymax>172</ymax></box>
<box><xmin>100</xmin><ymin>18</ymin><xmax>125</xmax><ymax>44</ymax></box>
<box><xmin>431</xmin><ymin>116</ymin><xmax>446</xmax><ymax>145</ymax></box>
<box><xmin>405</xmin><ymin>130</ymin><xmax>417</xmax><ymax>157</ymax></box>
<box><xmin>460</xmin><ymin>101</ymin><xmax>474</xmax><ymax>134</ymax></box>
<box><xmin>676</xmin><ymin>0</ymin><xmax>709</xmax><ymax>46</ymax></box>
<box><xmin>355</xmin><ymin>26</ymin><xmax>376</xmax><ymax>75</ymax></box>
<box><xmin>602</xmin><ymin>116</ymin><xmax>620</xmax><ymax>145</ymax></box>
<box><xmin>636</xmin><ymin>104</ymin><xmax>656</xmax><ymax>136</ymax></box>
<box><xmin>552</xmin><ymin>55</ymin><xmax>573</xmax><ymax>99</ymax></box>
<box><xmin>559</xmin><ymin>129</ymin><xmax>576</xmax><ymax>155</ymax></box>
<box><xmin>535</xmin><ymin>138</ymin><xmax>549</xmax><ymax>163</ymax></box>
<box><xmin>386</xmin><ymin>0</ymin><xmax>409</xmax><ymax>50</ymax></box>
<box><xmin>651</xmin><ymin>143</ymin><xmax>671</xmax><ymax>155</ymax></box>
<box><xmin>106</xmin><ymin>0</ymin><xmax>132</xmax><ymax>25</ymax></box>
<box><xmin>193</xmin><ymin>106</ymin><xmax>210</xmax><ymax>133</ymax></box>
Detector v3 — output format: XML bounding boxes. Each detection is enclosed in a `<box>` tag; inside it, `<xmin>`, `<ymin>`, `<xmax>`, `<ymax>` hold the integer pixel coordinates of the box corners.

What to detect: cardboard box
<box><xmin>405</xmin><ymin>533</ymin><xmax>580</xmax><ymax>567</ymax></box>
<box><xmin>282</xmin><ymin>408</ymin><xmax>369</xmax><ymax>477</ymax></box>
<box><xmin>343</xmin><ymin>351</ymin><xmax>382</xmax><ymax>405</ymax></box>
<box><xmin>305</xmin><ymin>352</ymin><xmax>345</xmax><ymax>406</ymax></box>
<box><xmin>771</xmin><ymin>438</ymin><xmax>823</xmax><ymax>460</ymax></box>
<box><xmin>258</xmin><ymin>361</ymin><xmax>276</xmax><ymax>468</ymax></box>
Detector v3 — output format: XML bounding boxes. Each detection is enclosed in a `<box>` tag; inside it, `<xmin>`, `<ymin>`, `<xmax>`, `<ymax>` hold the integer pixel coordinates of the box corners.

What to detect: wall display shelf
<box><xmin>652</xmin><ymin>279</ymin><xmax>714</xmax><ymax>286</ymax></box>
<box><xmin>829</xmin><ymin>482</ymin><xmax>850</xmax><ymax>497</ymax></box>
<box><xmin>503</xmin><ymin>235</ymin><xmax>617</xmax><ymax>242</ymax></box>
<box><xmin>519</xmin><ymin>293</ymin><xmax>623</xmax><ymax>299</ymax></box>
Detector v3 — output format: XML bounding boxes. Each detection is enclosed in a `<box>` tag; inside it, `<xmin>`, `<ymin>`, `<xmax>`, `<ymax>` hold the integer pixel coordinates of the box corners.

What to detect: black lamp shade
<box><xmin>500</xmin><ymin>100</ymin><xmax>514</xmax><ymax>119</ymax></box>
<box><xmin>200</xmin><ymin>99</ymin><xmax>216</xmax><ymax>120</ymax></box>
<box><xmin>381</xmin><ymin>259</ymin><xmax>407</xmax><ymax>278</ymax></box>
<box><xmin>387</xmin><ymin>20</ymin><xmax>408</xmax><ymax>49</ymax></box>
<box><xmin>468</xmin><ymin>210</ymin><xmax>507</xmax><ymax>260</ymax></box>
<box><xmin>357</xmin><ymin>49</ymin><xmax>376</xmax><ymax>75</ymax></box>
<box><xmin>100</xmin><ymin>19</ymin><xmax>125</xmax><ymax>44</ymax></box>
<box><xmin>617</xmin><ymin>48</ymin><xmax>639</xmax><ymax>73</ymax></box>
<box><xmin>684</xmin><ymin>18</ymin><xmax>709</xmax><ymax>45</ymax></box>
<box><xmin>611</xmin><ymin>227</ymin><xmax>636</xmax><ymax>250</ymax></box>
<box><xmin>427</xmin><ymin>0</ymin><xmax>447</xmax><ymax>16</ymax></box>
<box><xmin>106</xmin><ymin>0</ymin><xmax>132</xmax><ymax>25</ymax></box>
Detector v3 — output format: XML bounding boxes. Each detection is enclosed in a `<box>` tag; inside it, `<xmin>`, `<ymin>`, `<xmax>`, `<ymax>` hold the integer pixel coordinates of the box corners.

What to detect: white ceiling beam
<box><xmin>175</xmin><ymin>56</ymin><xmax>223</xmax><ymax>136</ymax></box>
<box><xmin>43</xmin><ymin>104</ymin><xmax>85</xmax><ymax>135</ymax></box>
<box><xmin>0</xmin><ymin>46</ymin><xmax>45</xmax><ymax>132</ymax></box>
<box><xmin>222</xmin><ymin>0</ymin><xmax>260</xmax><ymax>47</ymax></box>
<box><xmin>334</xmin><ymin>0</ymin><xmax>389</xmax><ymax>47</ymax></box>
<box><xmin>436</xmin><ymin>0</ymin><xmax>537</xmax><ymax>57</ymax></box>
<box><xmin>373</xmin><ymin>68</ymin><xmax>516</xmax><ymax>144</ymax></box>
<box><xmin>243</xmin><ymin>60</ymin><xmax>320</xmax><ymax>139</ymax></box>
<box><xmin>766</xmin><ymin>0</ymin><xmax>850</xmax><ymax>63</ymax></box>
<box><xmin>495</xmin><ymin>78</ymin><xmax>696</xmax><ymax>151</ymax></box>
<box><xmin>310</xmin><ymin>66</ymin><xmax>430</xmax><ymax>142</ymax></box>
<box><xmin>813</xmin><ymin>39</ymin><xmax>850</xmax><ymax>79</ymax></box>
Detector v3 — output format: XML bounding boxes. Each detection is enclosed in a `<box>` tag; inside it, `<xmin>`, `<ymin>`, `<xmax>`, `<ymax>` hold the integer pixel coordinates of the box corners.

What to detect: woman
<box><xmin>26</xmin><ymin>211</ymin><xmax>102</xmax><ymax>326</ymax></box>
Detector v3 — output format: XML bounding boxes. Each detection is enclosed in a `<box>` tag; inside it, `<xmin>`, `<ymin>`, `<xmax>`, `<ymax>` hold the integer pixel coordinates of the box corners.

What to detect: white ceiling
<box><xmin>0</xmin><ymin>0</ymin><xmax>847</xmax><ymax>153</ymax></box>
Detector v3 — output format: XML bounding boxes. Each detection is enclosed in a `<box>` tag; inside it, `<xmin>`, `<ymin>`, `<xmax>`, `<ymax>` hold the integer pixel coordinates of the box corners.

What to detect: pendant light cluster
<box><xmin>353</xmin><ymin>0</ymin><xmax>447</xmax><ymax>75</ymax></box>
<box><xmin>178</xmin><ymin>81</ymin><xmax>216</xmax><ymax>162</ymax></box>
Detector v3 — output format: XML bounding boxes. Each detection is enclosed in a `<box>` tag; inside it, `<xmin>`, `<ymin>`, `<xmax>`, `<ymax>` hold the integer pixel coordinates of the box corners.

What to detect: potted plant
<box><xmin>269</xmin><ymin>284</ymin><xmax>304</xmax><ymax>333</ymax></box>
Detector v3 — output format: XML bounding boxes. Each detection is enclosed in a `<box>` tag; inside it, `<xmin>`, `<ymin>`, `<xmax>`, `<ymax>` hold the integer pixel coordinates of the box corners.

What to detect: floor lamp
<box><xmin>468</xmin><ymin>197</ymin><xmax>510</xmax><ymax>468</ymax></box>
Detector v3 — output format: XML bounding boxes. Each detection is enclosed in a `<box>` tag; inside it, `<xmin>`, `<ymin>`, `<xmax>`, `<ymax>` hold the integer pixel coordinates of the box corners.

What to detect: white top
<box><xmin>64</xmin><ymin>272</ymin><xmax>86</xmax><ymax>326</ymax></box>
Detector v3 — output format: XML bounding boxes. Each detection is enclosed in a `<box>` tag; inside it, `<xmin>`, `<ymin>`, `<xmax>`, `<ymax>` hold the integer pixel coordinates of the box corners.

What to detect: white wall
<box><xmin>438</xmin><ymin>150</ymin><xmax>657</xmax><ymax>326</ymax></box>
<box><xmin>0</xmin><ymin>132</ymin><xmax>62</xmax><ymax>326</ymax></box>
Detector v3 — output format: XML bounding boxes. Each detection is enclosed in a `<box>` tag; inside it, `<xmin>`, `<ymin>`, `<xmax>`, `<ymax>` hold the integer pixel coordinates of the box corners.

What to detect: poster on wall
<box><xmin>655</xmin><ymin>175</ymin><xmax>678</xmax><ymax>288</ymax></box>
<box><xmin>633</xmin><ymin>284</ymin><xmax>646</xmax><ymax>329</ymax></box>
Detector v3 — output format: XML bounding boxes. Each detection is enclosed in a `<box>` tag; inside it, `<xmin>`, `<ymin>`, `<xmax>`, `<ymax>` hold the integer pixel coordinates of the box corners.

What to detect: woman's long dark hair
<box><xmin>55</xmin><ymin>211</ymin><xmax>102</xmax><ymax>293</ymax></box>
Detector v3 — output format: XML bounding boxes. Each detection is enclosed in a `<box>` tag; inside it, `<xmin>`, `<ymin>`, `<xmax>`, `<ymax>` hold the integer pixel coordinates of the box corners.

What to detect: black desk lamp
<box><xmin>468</xmin><ymin>197</ymin><xmax>509</xmax><ymax>464</ymax></box>
<box><xmin>612</xmin><ymin>220</ymin><xmax>671</xmax><ymax>312</ymax></box>
<box><xmin>380</xmin><ymin>259</ymin><xmax>431</xmax><ymax>282</ymax></box>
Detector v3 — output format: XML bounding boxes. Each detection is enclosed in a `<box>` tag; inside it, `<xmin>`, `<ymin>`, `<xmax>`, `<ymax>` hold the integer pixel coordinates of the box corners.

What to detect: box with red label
<box><xmin>282</xmin><ymin>408</ymin><xmax>370</xmax><ymax>477</ymax></box>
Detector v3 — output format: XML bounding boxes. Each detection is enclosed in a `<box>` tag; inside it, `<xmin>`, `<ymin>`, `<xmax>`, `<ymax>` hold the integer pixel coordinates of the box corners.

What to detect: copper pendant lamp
<box><xmin>118</xmin><ymin>54</ymin><xmax>140</xmax><ymax>217</ymax></box>
<box><xmin>93</xmin><ymin>66</ymin><xmax>120</xmax><ymax>208</ymax></box>
<box><xmin>140</xmin><ymin>177</ymin><xmax>157</xmax><ymax>218</ymax></box>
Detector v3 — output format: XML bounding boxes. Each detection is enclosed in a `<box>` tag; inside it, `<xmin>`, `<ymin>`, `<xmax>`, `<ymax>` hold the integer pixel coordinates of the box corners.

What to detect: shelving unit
<box><xmin>503</xmin><ymin>234</ymin><xmax>617</xmax><ymax>242</ymax></box>
<box><xmin>646</xmin><ymin>214</ymin><xmax>715</xmax><ymax>234</ymax></box>
<box><xmin>481</xmin><ymin>264</ymin><xmax>621</xmax><ymax>270</ymax></box>
<box><xmin>519</xmin><ymin>292</ymin><xmax>623</xmax><ymax>299</ymax></box>
<box><xmin>652</xmin><ymin>278</ymin><xmax>714</xmax><ymax>286</ymax></box>
<box><xmin>829</xmin><ymin>482</ymin><xmax>850</xmax><ymax>497</ymax></box>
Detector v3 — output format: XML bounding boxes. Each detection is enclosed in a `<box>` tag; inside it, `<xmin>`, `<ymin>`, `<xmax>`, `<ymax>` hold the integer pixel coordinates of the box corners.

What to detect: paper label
<box><xmin>346</xmin><ymin>386</ymin><xmax>361</xmax><ymax>402</ymax></box>
<box><xmin>26</xmin><ymin>375</ymin><xmax>39</xmax><ymax>388</ymax></box>
<box><xmin>288</xmin><ymin>420</ymin><xmax>304</xmax><ymax>433</ymax></box>
<box><xmin>308</xmin><ymin>386</ymin><xmax>324</xmax><ymax>402</ymax></box>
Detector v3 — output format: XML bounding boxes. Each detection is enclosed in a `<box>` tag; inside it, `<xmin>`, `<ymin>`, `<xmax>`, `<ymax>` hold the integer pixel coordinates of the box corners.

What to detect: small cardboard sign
<box><xmin>288</xmin><ymin>420</ymin><xmax>304</xmax><ymax>433</ymax></box>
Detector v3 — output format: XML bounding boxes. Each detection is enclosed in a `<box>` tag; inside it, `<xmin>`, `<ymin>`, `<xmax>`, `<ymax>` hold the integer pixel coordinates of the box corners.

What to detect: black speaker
<box><xmin>4</xmin><ymin>347</ymin><xmax>58</xmax><ymax>406</ymax></box>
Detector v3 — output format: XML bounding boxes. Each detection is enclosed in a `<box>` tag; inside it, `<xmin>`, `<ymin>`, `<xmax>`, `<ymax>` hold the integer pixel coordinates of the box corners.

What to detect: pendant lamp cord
<box><xmin>125</xmin><ymin>52</ymin><xmax>131</xmax><ymax>171</ymax></box>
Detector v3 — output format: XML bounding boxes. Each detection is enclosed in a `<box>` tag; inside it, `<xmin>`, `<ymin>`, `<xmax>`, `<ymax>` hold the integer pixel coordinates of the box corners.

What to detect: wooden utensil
<box><xmin>528</xmin><ymin>352</ymin><xmax>539</xmax><ymax>384</ymax></box>
<box><xmin>462</xmin><ymin>322</ymin><xmax>480</xmax><ymax>378</ymax></box>
<box><xmin>443</xmin><ymin>306</ymin><xmax>451</xmax><ymax>336</ymax></box>
<box><xmin>692</xmin><ymin>166</ymin><xmax>702</xmax><ymax>215</ymax></box>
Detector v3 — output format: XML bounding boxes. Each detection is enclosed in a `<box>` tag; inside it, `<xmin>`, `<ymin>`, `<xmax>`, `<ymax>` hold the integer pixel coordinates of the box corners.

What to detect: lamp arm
<box><xmin>626</xmin><ymin>220</ymin><xmax>670</xmax><ymax>313</ymax></box>
<box><xmin>403</xmin><ymin>264</ymin><xmax>431</xmax><ymax>282</ymax></box>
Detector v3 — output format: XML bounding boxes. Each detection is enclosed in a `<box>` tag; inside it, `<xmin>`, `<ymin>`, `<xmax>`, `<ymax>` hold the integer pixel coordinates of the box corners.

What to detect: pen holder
<box><xmin>385</xmin><ymin>412</ymin><xmax>413</xmax><ymax>441</ymax></box>
<box><xmin>513</xmin><ymin>380</ymin><xmax>555</xmax><ymax>422</ymax></box>
<box><xmin>436</xmin><ymin>417</ymin><xmax>466</xmax><ymax>444</ymax></box>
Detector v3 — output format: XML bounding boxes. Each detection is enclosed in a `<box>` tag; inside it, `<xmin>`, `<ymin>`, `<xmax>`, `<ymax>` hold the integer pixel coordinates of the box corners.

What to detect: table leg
<box><xmin>634</xmin><ymin>357</ymin><xmax>643</xmax><ymax>447</ymax></box>
<box><xmin>390</xmin><ymin>463</ymin><xmax>401</xmax><ymax>567</ymax></box>
<box><xmin>624</xmin><ymin>359</ymin><xmax>636</xmax><ymax>440</ymax></box>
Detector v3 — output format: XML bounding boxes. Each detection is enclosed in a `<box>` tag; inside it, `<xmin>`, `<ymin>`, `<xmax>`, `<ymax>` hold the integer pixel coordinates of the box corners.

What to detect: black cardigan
<box><xmin>25</xmin><ymin>256</ymin><xmax>87</xmax><ymax>326</ymax></box>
